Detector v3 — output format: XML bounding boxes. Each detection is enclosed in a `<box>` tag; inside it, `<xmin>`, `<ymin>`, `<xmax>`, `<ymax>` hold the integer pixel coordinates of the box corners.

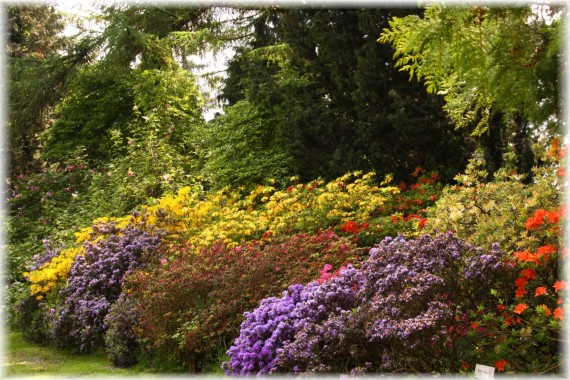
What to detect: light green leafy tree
<box><xmin>380</xmin><ymin>4</ymin><xmax>563</xmax><ymax>177</ymax></box>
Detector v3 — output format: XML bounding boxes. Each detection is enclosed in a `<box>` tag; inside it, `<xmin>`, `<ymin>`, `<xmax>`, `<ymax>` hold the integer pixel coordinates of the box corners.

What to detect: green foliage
<box><xmin>428</xmin><ymin>142</ymin><xmax>562</xmax><ymax>252</ymax></box>
<box><xmin>222</xmin><ymin>8</ymin><xmax>471</xmax><ymax>183</ymax></box>
<box><xmin>7</xmin><ymin>156</ymin><xmax>96</xmax><ymax>282</ymax></box>
<box><xmin>202</xmin><ymin>100</ymin><xmax>294</xmax><ymax>189</ymax></box>
<box><xmin>85</xmin><ymin>67</ymin><xmax>206</xmax><ymax>214</ymax></box>
<box><xmin>97</xmin><ymin>6</ymin><xmax>214</xmax><ymax>70</ymax></box>
<box><xmin>7</xmin><ymin>5</ymin><xmax>85</xmax><ymax>174</ymax></box>
<box><xmin>380</xmin><ymin>5</ymin><xmax>561</xmax><ymax>134</ymax></box>
<box><xmin>41</xmin><ymin>66</ymin><xmax>135</xmax><ymax>163</ymax></box>
<box><xmin>380</xmin><ymin>5</ymin><xmax>561</xmax><ymax>178</ymax></box>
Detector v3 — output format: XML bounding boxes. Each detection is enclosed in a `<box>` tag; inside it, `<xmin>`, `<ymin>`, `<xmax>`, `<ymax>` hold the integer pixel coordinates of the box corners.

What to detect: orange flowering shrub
<box><xmin>456</xmin><ymin>206</ymin><xmax>564</xmax><ymax>373</ymax></box>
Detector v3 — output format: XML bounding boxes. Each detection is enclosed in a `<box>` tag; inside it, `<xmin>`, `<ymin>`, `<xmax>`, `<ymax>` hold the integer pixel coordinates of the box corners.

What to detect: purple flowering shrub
<box><xmin>223</xmin><ymin>265</ymin><xmax>362</xmax><ymax>375</ymax></box>
<box><xmin>28</xmin><ymin>240</ymin><xmax>65</xmax><ymax>271</ymax></box>
<box><xmin>357</xmin><ymin>233</ymin><xmax>511</xmax><ymax>372</ymax></box>
<box><xmin>225</xmin><ymin>232</ymin><xmax>513</xmax><ymax>375</ymax></box>
<box><xmin>53</xmin><ymin>225</ymin><xmax>162</xmax><ymax>352</ymax></box>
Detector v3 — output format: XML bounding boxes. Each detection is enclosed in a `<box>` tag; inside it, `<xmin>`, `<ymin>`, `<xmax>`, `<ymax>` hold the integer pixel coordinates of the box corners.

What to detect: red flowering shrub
<box><xmin>125</xmin><ymin>230</ymin><xmax>364</xmax><ymax>371</ymax></box>
<box><xmin>374</xmin><ymin>169</ymin><xmax>442</xmax><ymax>239</ymax></box>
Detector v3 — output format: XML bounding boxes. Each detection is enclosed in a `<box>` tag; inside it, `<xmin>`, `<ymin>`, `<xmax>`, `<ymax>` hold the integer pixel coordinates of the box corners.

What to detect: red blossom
<box><xmin>547</xmin><ymin>210</ymin><xmax>562</xmax><ymax>225</ymax></box>
<box><xmin>553</xmin><ymin>280</ymin><xmax>567</xmax><ymax>292</ymax></box>
<box><xmin>418</xmin><ymin>218</ymin><xmax>427</xmax><ymax>229</ymax></box>
<box><xmin>513</xmin><ymin>303</ymin><xmax>529</xmax><ymax>314</ymax></box>
<box><xmin>495</xmin><ymin>359</ymin><xmax>508</xmax><ymax>372</ymax></box>
<box><xmin>520</xmin><ymin>268</ymin><xmax>536</xmax><ymax>280</ymax></box>
<box><xmin>554</xmin><ymin>307</ymin><xmax>564</xmax><ymax>320</ymax></box>
<box><xmin>515</xmin><ymin>277</ymin><xmax>529</xmax><ymax>288</ymax></box>
<box><xmin>340</xmin><ymin>221</ymin><xmax>368</xmax><ymax>235</ymax></box>
<box><xmin>526</xmin><ymin>209</ymin><xmax>548</xmax><ymax>230</ymax></box>
<box><xmin>536</xmin><ymin>245</ymin><xmax>556</xmax><ymax>261</ymax></box>
<box><xmin>515</xmin><ymin>287</ymin><xmax>528</xmax><ymax>298</ymax></box>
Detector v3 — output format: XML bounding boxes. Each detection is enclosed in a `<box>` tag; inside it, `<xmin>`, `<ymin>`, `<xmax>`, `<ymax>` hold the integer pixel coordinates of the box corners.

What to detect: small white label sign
<box><xmin>475</xmin><ymin>364</ymin><xmax>495</xmax><ymax>379</ymax></box>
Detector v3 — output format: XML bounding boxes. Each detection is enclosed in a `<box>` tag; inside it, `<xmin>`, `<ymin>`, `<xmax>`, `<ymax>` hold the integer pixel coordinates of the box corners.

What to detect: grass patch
<box><xmin>3</xmin><ymin>331</ymin><xmax>148</xmax><ymax>376</ymax></box>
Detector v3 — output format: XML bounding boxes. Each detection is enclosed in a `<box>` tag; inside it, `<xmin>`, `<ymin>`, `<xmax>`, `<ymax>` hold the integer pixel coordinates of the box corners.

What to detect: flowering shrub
<box><xmin>126</xmin><ymin>230</ymin><xmax>363</xmax><ymax>371</ymax></box>
<box><xmin>223</xmin><ymin>266</ymin><xmax>362</xmax><ymax>375</ymax></box>
<box><xmin>26</xmin><ymin>169</ymin><xmax>436</xmax><ymax>298</ymax></box>
<box><xmin>457</xmin><ymin>207</ymin><xmax>564</xmax><ymax>373</ymax></box>
<box><xmin>124</xmin><ymin>171</ymin><xmax>399</xmax><ymax>250</ymax></box>
<box><xmin>25</xmin><ymin>221</ymin><xmax>134</xmax><ymax>297</ymax></box>
<box><xmin>429</xmin><ymin>143</ymin><xmax>562</xmax><ymax>252</ymax></box>
<box><xmin>25</xmin><ymin>246</ymin><xmax>82</xmax><ymax>296</ymax></box>
<box><xmin>357</xmin><ymin>233</ymin><xmax>512</xmax><ymax>372</ymax></box>
<box><xmin>53</xmin><ymin>226</ymin><xmax>162</xmax><ymax>352</ymax></box>
<box><xmin>225</xmin><ymin>232</ymin><xmax>512</xmax><ymax>374</ymax></box>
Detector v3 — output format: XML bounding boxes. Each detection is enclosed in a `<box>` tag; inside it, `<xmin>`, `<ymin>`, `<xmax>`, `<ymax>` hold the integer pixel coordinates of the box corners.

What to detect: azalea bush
<box><xmin>126</xmin><ymin>230</ymin><xmax>364</xmax><ymax>371</ymax></box>
<box><xmin>457</xmin><ymin>206</ymin><xmax>564</xmax><ymax>373</ymax></box>
<box><xmin>24</xmin><ymin>169</ymin><xmax>436</xmax><ymax>297</ymax></box>
<box><xmin>223</xmin><ymin>265</ymin><xmax>363</xmax><ymax>375</ymax></box>
<box><xmin>224</xmin><ymin>232</ymin><xmax>513</xmax><ymax>375</ymax></box>
<box><xmin>428</xmin><ymin>139</ymin><xmax>563</xmax><ymax>252</ymax></box>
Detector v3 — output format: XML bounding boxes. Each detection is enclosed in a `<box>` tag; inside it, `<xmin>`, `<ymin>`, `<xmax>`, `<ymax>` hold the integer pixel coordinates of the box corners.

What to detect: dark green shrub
<box><xmin>104</xmin><ymin>294</ymin><xmax>141</xmax><ymax>367</ymax></box>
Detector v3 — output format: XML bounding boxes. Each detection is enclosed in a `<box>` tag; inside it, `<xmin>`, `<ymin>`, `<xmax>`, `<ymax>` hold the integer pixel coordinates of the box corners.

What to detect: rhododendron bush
<box><xmin>454</xmin><ymin>206</ymin><xmax>565</xmax><ymax>373</ymax></box>
<box><xmin>224</xmin><ymin>233</ymin><xmax>513</xmax><ymax>374</ymax></box>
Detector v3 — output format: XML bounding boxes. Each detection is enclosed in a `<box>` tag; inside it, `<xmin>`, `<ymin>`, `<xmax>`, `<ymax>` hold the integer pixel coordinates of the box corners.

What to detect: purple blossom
<box><xmin>53</xmin><ymin>225</ymin><xmax>162</xmax><ymax>352</ymax></box>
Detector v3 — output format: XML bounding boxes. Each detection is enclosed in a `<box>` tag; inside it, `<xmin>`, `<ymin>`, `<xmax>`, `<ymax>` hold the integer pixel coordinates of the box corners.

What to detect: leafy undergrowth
<box><xmin>4</xmin><ymin>331</ymin><xmax>146</xmax><ymax>376</ymax></box>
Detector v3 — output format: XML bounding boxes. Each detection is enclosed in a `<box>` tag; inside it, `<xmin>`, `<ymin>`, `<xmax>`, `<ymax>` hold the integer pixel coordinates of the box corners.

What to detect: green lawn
<box><xmin>3</xmin><ymin>331</ymin><xmax>147</xmax><ymax>377</ymax></box>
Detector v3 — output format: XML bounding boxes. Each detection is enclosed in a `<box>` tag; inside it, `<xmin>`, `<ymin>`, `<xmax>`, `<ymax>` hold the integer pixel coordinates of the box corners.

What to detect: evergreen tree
<box><xmin>220</xmin><ymin>8</ymin><xmax>472</xmax><ymax>184</ymax></box>
<box><xmin>7</xmin><ymin>5</ymin><xmax>86</xmax><ymax>175</ymax></box>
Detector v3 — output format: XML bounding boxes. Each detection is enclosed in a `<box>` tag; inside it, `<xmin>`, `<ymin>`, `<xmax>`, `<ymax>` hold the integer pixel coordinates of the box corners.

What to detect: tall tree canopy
<box><xmin>218</xmin><ymin>8</ymin><xmax>472</xmax><ymax>186</ymax></box>
<box><xmin>380</xmin><ymin>4</ymin><xmax>563</xmax><ymax>177</ymax></box>
<box><xmin>7</xmin><ymin>5</ymin><xmax>80</xmax><ymax>174</ymax></box>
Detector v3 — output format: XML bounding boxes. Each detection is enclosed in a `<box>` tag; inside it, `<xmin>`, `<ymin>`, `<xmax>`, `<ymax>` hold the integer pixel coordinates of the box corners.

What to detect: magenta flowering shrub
<box><xmin>53</xmin><ymin>226</ymin><xmax>162</xmax><ymax>352</ymax></box>
<box><xmin>224</xmin><ymin>232</ymin><xmax>513</xmax><ymax>375</ymax></box>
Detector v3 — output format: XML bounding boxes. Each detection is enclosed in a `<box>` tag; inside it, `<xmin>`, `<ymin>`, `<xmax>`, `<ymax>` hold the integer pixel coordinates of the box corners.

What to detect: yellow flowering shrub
<box><xmin>24</xmin><ymin>172</ymin><xmax>401</xmax><ymax>289</ymax></box>
<box><xmin>134</xmin><ymin>171</ymin><xmax>397</xmax><ymax>249</ymax></box>
<box><xmin>25</xmin><ymin>247</ymin><xmax>82</xmax><ymax>296</ymax></box>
